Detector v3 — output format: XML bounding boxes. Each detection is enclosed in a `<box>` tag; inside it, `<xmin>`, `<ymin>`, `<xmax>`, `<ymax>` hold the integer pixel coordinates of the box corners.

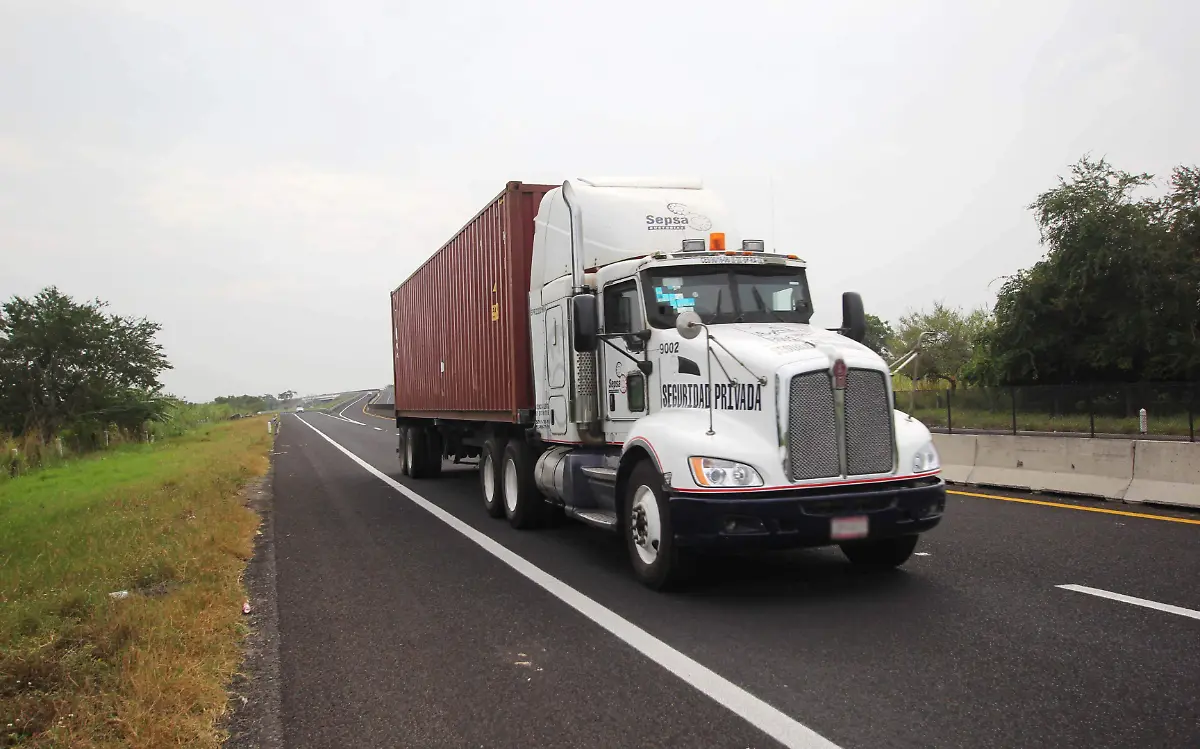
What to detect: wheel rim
<box><xmin>405</xmin><ymin>434</ymin><xmax>414</xmax><ymax>470</ymax></box>
<box><xmin>630</xmin><ymin>485</ymin><xmax>662</xmax><ymax>565</ymax></box>
<box><xmin>504</xmin><ymin>458</ymin><xmax>519</xmax><ymax>514</ymax></box>
<box><xmin>482</xmin><ymin>454</ymin><xmax>495</xmax><ymax>504</ymax></box>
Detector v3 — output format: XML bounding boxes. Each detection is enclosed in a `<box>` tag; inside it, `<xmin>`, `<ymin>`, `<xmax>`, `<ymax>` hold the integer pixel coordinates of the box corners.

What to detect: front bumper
<box><xmin>669</xmin><ymin>477</ymin><xmax>946</xmax><ymax>550</ymax></box>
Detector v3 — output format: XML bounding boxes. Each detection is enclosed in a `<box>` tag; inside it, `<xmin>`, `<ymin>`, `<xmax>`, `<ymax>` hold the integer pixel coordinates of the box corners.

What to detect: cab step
<box><xmin>566</xmin><ymin>507</ymin><xmax>618</xmax><ymax>530</ymax></box>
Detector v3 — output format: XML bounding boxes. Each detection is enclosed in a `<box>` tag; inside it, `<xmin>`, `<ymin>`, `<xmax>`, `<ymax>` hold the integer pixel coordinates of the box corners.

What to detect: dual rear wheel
<box><xmin>480</xmin><ymin>437</ymin><xmax>546</xmax><ymax>529</ymax></box>
<box><xmin>398</xmin><ymin>426</ymin><xmax>441</xmax><ymax>479</ymax></box>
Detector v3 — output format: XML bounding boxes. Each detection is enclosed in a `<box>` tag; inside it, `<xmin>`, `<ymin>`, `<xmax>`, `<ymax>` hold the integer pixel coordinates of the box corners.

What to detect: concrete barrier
<box><xmin>964</xmin><ymin>435</ymin><xmax>1134</xmax><ymax>500</ymax></box>
<box><xmin>931</xmin><ymin>431</ymin><xmax>1200</xmax><ymax>509</ymax></box>
<box><xmin>1125</xmin><ymin>441</ymin><xmax>1200</xmax><ymax>508</ymax></box>
<box><xmin>932</xmin><ymin>434</ymin><xmax>976</xmax><ymax>484</ymax></box>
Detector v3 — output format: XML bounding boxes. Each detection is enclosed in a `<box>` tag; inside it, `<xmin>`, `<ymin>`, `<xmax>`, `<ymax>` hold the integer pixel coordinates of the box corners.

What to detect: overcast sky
<box><xmin>2</xmin><ymin>0</ymin><xmax>1197</xmax><ymax>401</ymax></box>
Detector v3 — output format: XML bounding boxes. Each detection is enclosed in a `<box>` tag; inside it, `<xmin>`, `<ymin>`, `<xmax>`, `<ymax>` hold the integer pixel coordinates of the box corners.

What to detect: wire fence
<box><xmin>895</xmin><ymin>382</ymin><xmax>1198</xmax><ymax>441</ymax></box>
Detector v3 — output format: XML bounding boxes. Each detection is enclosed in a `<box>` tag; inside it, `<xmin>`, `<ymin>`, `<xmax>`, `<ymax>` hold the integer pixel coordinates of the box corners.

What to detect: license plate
<box><xmin>831</xmin><ymin>515</ymin><xmax>869</xmax><ymax>540</ymax></box>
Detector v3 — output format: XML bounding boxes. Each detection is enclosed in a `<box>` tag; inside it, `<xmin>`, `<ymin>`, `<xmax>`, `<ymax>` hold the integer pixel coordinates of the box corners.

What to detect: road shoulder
<box><xmin>221</xmin><ymin>461</ymin><xmax>285</xmax><ymax>749</ymax></box>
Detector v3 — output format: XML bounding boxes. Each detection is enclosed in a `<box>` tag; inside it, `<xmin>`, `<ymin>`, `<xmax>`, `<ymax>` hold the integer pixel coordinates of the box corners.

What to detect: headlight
<box><xmin>688</xmin><ymin>457</ymin><xmax>764</xmax><ymax>487</ymax></box>
<box><xmin>912</xmin><ymin>441</ymin><xmax>940</xmax><ymax>473</ymax></box>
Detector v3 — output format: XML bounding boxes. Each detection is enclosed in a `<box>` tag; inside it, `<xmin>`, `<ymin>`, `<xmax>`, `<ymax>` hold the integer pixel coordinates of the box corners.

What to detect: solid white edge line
<box><xmin>1057</xmin><ymin>584</ymin><xmax>1200</xmax><ymax>621</ymax></box>
<box><xmin>322</xmin><ymin>410</ymin><xmax>366</xmax><ymax>426</ymax></box>
<box><xmin>337</xmin><ymin>391</ymin><xmax>373</xmax><ymax>425</ymax></box>
<box><xmin>290</xmin><ymin>414</ymin><xmax>840</xmax><ymax>749</ymax></box>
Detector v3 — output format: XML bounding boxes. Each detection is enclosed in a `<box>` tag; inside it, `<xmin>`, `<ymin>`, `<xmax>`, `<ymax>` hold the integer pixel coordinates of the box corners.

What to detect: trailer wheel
<box><xmin>480</xmin><ymin>437</ymin><xmax>505</xmax><ymax>518</ymax></box>
<box><xmin>840</xmin><ymin>535</ymin><xmax>918</xmax><ymax>568</ymax></box>
<box><xmin>407</xmin><ymin>427</ymin><xmax>431</xmax><ymax>479</ymax></box>
<box><xmin>624</xmin><ymin>461</ymin><xmax>690</xmax><ymax>590</ymax></box>
<box><xmin>424</xmin><ymin>429</ymin><xmax>443</xmax><ymax>479</ymax></box>
<box><xmin>398</xmin><ymin>428</ymin><xmax>410</xmax><ymax>477</ymax></box>
<box><xmin>501</xmin><ymin>439</ymin><xmax>543</xmax><ymax>529</ymax></box>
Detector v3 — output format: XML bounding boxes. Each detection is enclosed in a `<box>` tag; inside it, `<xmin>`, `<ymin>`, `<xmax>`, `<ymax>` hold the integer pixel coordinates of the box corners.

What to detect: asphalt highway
<box><xmin>263</xmin><ymin>398</ymin><xmax>1200</xmax><ymax>748</ymax></box>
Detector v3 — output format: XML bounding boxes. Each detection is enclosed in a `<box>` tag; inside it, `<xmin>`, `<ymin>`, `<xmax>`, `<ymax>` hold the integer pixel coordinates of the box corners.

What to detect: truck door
<box><xmin>601</xmin><ymin>279</ymin><xmax>649</xmax><ymax>435</ymax></box>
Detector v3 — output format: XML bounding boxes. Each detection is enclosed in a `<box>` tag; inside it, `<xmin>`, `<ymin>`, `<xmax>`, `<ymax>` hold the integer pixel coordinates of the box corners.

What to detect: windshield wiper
<box><xmin>751</xmin><ymin>286</ymin><xmax>786</xmax><ymax>323</ymax></box>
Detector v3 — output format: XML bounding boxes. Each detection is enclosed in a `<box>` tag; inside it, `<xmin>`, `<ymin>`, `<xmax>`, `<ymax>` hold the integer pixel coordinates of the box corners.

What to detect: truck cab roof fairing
<box><xmin>530</xmin><ymin>178</ymin><xmax>741</xmax><ymax>293</ymax></box>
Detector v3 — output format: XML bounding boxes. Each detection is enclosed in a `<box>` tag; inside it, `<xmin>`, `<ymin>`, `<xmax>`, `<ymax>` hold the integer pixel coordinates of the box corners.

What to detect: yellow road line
<box><xmin>361</xmin><ymin>400</ymin><xmax>394</xmax><ymax>422</ymax></box>
<box><xmin>948</xmin><ymin>489</ymin><xmax>1200</xmax><ymax>526</ymax></box>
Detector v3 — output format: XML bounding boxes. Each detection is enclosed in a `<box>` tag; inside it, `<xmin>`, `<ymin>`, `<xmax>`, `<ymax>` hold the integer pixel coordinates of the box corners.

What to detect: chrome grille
<box><xmin>787</xmin><ymin>372</ymin><xmax>839</xmax><ymax>480</ymax></box>
<box><xmin>844</xmin><ymin>368</ymin><xmax>895</xmax><ymax>475</ymax></box>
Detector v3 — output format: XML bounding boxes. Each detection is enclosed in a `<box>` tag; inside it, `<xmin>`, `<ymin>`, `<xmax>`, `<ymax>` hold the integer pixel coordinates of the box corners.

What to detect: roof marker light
<box><xmin>709</xmin><ymin>232</ymin><xmax>726</xmax><ymax>251</ymax></box>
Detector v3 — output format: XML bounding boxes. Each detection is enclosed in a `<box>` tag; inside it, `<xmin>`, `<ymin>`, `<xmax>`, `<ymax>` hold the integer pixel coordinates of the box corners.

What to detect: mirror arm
<box><xmin>599</xmin><ymin>336</ymin><xmax>653</xmax><ymax>375</ymax></box>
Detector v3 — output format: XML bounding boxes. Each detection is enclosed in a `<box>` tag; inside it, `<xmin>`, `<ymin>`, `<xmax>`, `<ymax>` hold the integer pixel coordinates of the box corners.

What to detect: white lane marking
<box><xmin>1057</xmin><ymin>584</ymin><xmax>1200</xmax><ymax>622</ymax></box>
<box><xmin>291</xmin><ymin>415</ymin><xmax>840</xmax><ymax>749</ymax></box>
<box><xmin>338</xmin><ymin>391</ymin><xmax>374</xmax><ymax>423</ymax></box>
<box><xmin>324</xmin><ymin>411</ymin><xmax>367</xmax><ymax>426</ymax></box>
<box><xmin>374</xmin><ymin>427</ymin><xmax>383</xmax><ymax>431</ymax></box>
<box><xmin>914</xmin><ymin>552</ymin><xmax>930</xmax><ymax>557</ymax></box>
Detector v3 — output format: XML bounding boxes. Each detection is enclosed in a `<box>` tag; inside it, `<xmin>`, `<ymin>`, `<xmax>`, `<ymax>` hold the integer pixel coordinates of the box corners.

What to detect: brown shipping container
<box><xmin>391</xmin><ymin>181</ymin><xmax>557</xmax><ymax>422</ymax></box>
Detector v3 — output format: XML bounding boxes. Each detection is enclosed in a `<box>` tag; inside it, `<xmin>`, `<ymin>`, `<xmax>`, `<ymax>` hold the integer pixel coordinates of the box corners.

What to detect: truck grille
<box><xmin>787</xmin><ymin>372</ymin><xmax>839</xmax><ymax>480</ymax></box>
<box><xmin>787</xmin><ymin>367</ymin><xmax>894</xmax><ymax>481</ymax></box>
<box><xmin>844</xmin><ymin>368</ymin><xmax>895</xmax><ymax>475</ymax></box>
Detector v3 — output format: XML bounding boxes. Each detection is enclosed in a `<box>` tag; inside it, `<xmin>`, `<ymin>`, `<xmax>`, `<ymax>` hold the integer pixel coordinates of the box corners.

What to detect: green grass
<box><xmin>0</xmin><ymin>418</ymin><xmax>272</xmax><ymax>748</ymax></box>
<box><xmin>2</xmin><ymin>403</ymin><xmax>243</xmax><ymax>484</ymax></box>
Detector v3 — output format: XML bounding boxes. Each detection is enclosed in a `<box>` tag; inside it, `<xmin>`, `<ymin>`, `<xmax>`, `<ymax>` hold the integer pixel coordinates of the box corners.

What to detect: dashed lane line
<box><xmin>1058</xmin><ymin>584</ymin><xmax>1200</xmax><ymax>622</ymax></box>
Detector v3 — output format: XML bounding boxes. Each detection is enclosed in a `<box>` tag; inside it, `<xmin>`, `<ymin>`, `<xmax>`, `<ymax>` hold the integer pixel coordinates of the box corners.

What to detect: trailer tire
<box><xmin>840</xmin><ymin>535</ymin><xmax>919</xmax><ymax>568</ymax></box>
<box><xmin>424</xmin><ymin>429</ymin><xmax>443</xmax><ymax>479</ymax></box>
<box><xmin>480</xmin><ymin>437</ymin><xmax>505</xmax><ymax>518</ymax></box>
<box><xmin>501</xmin><ymin>439</ymin><xmax>543</xmax><ymax>530</ymax></box>
<box><xmin>624</xmin><ymin>461</ymin><xmax>690</xmax><ymax>590</ymax></box>
<box><xmin>407</xmin><ymin>427</ymin><xmax>431</xmax><ymax>479</ymax></box>
<box><xmin>398</xmin><ymin>428</ymin><xmax>410</xmax><ymax>477</ymax></box>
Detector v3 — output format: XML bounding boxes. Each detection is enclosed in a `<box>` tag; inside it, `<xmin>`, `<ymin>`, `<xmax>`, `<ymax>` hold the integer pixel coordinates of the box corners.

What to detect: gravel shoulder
<box><xmin>221</xmin><ymin>462</ymin><xmax>285</xmax><ymax>749</ymax></box>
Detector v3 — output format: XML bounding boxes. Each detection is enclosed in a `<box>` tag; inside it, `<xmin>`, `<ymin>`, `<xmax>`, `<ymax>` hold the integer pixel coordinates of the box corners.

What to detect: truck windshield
<box><xmin>644</xmin><ymin>264</ymin><xmax>813</xmax><ymax>328</ymax></box>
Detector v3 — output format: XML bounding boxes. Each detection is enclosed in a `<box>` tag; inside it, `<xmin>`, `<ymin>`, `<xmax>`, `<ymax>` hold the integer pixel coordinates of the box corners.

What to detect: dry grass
<box><xmin>0</xmin><ymin>418</ymin><xmax>272</xmax><ymax>748</ymax></box>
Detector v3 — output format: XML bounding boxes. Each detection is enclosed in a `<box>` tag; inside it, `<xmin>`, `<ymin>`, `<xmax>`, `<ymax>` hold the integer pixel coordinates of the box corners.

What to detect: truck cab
<box><xmin>523</xmin><ymin>178</ymin><xmax>945</xmax><ymax>588</ymax></box>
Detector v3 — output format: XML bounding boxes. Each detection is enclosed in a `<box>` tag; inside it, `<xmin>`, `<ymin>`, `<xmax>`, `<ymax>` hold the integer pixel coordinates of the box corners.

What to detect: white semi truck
<box><xmin>390</xmin><ymin>178</ymin><xmax>944</xmax><ymax>589</ymax></box>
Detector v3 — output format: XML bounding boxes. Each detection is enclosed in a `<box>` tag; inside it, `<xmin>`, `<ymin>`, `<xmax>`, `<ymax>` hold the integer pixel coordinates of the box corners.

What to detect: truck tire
<box><xmin>840</xmin><ymin>535</ymin><xmax>919</xmax><ymax>568</ymax></box>
<box><xmin>624</xmin><ymin>461</ymin><xmax>690</xmax><ymax>590</ymax></box>
<box><xmin>424</xmin><ymin>429</ymin><xmax>443</xmax><ymax>479</ymax></box>
<box><xmin>398</xmin><ymin>428</ymin><xmax>410</xmax><ymax>477</ymax></box>
<box><xmin>501</xmin><ymin>439</ymin><xmax>543</xmax><ymax>529</ymax></box>
<box><xmin>407</xmin><ymin>427</ymin><xmax>432</xmax><ymax>479</ymax></box>
<box><xmin>480</xmin><ymin>437</ymin><xmax>505</xmax><ymax>518</ymax></box>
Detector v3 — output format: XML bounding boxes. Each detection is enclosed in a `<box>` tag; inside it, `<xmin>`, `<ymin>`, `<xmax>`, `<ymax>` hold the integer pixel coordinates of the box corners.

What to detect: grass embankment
<box><xmin>0</xmin><ymin>417</ymin><xmax>272</xmax><ymax>748</ymax></box>
<box><xmin>2</xmin><ymin>402</ymin><xmax>239</xmax><ymax>483</ymax></box>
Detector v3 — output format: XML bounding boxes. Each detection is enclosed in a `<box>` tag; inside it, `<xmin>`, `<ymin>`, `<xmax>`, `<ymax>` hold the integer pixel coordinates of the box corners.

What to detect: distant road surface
<box><xmin>263</xmin><ymin>406</ymin><xmax>1200</xmax><ymax>748</ymax></box>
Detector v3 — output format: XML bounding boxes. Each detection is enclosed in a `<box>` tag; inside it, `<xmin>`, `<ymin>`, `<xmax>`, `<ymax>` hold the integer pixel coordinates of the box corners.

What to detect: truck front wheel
<box><xmin>624</xmin><ymin>461</ymin><xmax>690</xmax><ymax>590</ymax></box>
<box><xmin>840</xmin><ymin>535</ymin><xmax>919</xmax><ymax>568</ymax></box>
<box><xmin>480</xmin><ymin>437</ymin><xmax>505</xmax><ymax>518</ymax></box>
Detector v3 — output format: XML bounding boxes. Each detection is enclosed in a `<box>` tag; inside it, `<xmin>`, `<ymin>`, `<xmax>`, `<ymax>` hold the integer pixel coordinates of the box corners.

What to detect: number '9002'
<box><xmin>658</xmin><ymin>342</ymin><xmax>680</xmax><ymax>355</ymax></box>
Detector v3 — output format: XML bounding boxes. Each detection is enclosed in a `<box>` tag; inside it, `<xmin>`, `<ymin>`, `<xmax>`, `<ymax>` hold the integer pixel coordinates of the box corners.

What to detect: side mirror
<box><xmin>676</xmin><ymin>309</ymin><xmax>703</xmax><ymax>340</ymax></box>
<box><xmin>841</xmin><ymin>292</ymin><xmax>866</xmax><ymax>343</ymax></box>
<box><xmin>572</xmin><ymin>294</ymin><xmax>598</xmax><ymax>352</ymax></box>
